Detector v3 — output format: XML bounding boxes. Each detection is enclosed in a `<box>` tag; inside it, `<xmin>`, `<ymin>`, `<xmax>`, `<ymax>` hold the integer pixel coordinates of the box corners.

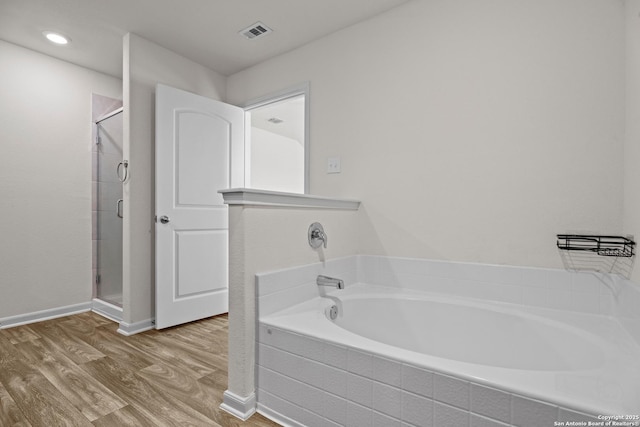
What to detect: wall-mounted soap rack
<box><xmin>556</xmin><ymin>234</ymin><xmax>636</xmax><ymax>278</ymax></box>
<box><xmin>557</xmin><ymin>234</ymin><xmax>635</xmax><ymax>257</ymax></box>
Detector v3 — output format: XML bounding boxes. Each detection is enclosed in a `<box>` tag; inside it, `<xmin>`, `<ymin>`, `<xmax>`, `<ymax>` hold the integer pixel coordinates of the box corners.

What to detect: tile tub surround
<box><xmin>257</xmin><ymin>255</ymin><xmax>629</xmax><ymax>320</ymax></box>
<box><xmin>257</xmin><ymin>325</ymin><xmax>603</xmax><ymax>427</ymax></box>
<box><xmin>255</xmin><ymin>255</ymin><xmax>640</xmax><ymax>426</ymax></box>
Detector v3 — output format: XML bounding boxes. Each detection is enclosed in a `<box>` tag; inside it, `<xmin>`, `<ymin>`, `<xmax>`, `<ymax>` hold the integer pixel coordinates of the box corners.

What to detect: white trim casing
<box><xmin>257</xmin><ymin>403</ymin><xmax>307</xmax><ymax>427</ymax></box>
<box><xmin>91</xmin><ymin>298</ymin><xmax>123</xmax><ymax>323</ymax></box>
<box><xmin>220</xmin><ymin>188</ymin><xmax>360</xmax><ymax>210</ymax></box>
<box><xmin>117</xmin><ymin>318</ymin><xmax>155</xmax><ymax>336</ymax></box>
<box><xmin>243</xmin><ymin>82</ymin><xmax>311</xmax><ymax>194</ymax></box>
<box><xmin>220</xmin><ymin>390</ymin><xmax>257</xmax><ymax>421</ymax></box>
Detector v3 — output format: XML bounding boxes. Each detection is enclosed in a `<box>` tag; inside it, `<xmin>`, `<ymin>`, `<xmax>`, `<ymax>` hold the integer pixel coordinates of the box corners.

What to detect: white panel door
<box><xmin>155</xmin><ymin>84</ymin><xmax>243</xmax><ymax>329</ymax></box>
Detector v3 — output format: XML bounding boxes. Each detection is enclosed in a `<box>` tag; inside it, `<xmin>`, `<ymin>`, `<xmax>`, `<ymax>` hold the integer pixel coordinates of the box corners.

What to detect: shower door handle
<box><xmin>116</xmin><ymin>199</ymin><xmax>123</xmax><ymax>218</ymax></box>
<box><xmin>159</xmin><ymin>215</ymin><xmax>170</xmax><ymax>224</ymax></box>
<box><xmin>117</xmin><ymin>160</ymin><xmax>129</xmax><ymax>182</ymax></box>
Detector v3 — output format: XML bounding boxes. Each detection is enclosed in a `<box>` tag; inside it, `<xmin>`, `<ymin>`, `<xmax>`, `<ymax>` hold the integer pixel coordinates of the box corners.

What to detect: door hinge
<box><xmin>95</xmin><ymin>274</ymin><xmax>101</xmax><ymax>284</ymax></box>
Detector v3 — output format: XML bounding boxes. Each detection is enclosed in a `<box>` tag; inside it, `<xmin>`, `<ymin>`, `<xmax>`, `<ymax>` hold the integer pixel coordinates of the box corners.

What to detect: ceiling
<box><xmin>251</xmin><ymin>95</ymin><xmax>305</xmax><ymax>143</ymax></box>
<box><xmin>0</xmin><ymin>0</ymin><xmax>409</xmax><ymax>78</ymax></box>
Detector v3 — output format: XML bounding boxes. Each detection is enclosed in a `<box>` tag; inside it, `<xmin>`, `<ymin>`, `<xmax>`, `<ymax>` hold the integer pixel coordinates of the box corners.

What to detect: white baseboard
<box><xmin>220</xmin><ymin>390</ymin><xmax>256</xmax><ymax>421</ymax></box>
<box><xmin>0</xmin><ymin>302</ymin><xmax>92</xmax><ymax>329</ymax></box>
<box><xmin>117</xmin><ymin>318</ymin><xmax>155</xmax><ymax>336</ymax></box>
<box><xmin>91</xmin><ymin>299</ymin><xmax>123</xmax><ymax>323</ymax></box>
<box><xmin>257</xmin><ymin>404</ymin><xmax>303</xmax><ymax>427</ymax></box>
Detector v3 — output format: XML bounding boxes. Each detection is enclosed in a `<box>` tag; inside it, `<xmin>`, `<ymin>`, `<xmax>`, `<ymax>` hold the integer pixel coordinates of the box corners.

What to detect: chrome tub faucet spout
<box><xmin>317</xmin><ymin>275</ymin><xmax>344</xmax><ymax>290</ymax></box>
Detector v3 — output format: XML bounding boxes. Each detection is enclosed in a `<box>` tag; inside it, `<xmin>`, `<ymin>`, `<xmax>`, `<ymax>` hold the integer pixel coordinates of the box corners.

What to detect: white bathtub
<box><xmin>259</xmin><ymin>283</ymin><xmax>640</xmax><ymax>424</ymax></box>
<box><xmin>333</xmin><ymin>293</ymin><xmax>605</xmax><ymax>372</ymax></box>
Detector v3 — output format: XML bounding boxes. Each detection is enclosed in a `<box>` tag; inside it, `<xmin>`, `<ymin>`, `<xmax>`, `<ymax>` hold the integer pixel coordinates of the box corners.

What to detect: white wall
<box><xmin>122</xmin><ymin>33</ymin><xmax>227</xmax><ymax>325</ymax></box>
<box><xmin>0</xmin><ymin>40</ymin><xmax>121</xmax><ymax>318</ymax></box>
<box><xmin>249</xmin><ymin>127</ymin><xmax>304</xmax><ymax>193</ymax></box>
<box><xmin>624</xmin><ymin>0</ymin><xmax>640</xmax><ymax>283</ymax></box>
<box><xmin>227</xmin><ymin>0</ymin><xmax>626</xmax><ymax>270</ymax></box>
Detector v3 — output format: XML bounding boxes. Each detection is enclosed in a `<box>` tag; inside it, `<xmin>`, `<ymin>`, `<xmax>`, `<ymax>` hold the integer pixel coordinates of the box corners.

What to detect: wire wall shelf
<box><xmin>557</xmin><ymin>234</ymin><xmax>636</xmax><ymax>278</ymax></box>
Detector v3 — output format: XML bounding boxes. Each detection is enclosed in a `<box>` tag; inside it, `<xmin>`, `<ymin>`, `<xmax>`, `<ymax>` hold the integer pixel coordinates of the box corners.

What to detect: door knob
<box><xmin>159</xmin><ymin>215</ymin><xmax>170</xmax><ymax>224</ymax></box>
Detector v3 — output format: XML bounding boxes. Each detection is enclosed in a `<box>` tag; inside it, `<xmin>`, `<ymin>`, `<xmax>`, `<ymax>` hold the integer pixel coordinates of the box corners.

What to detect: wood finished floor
<box><xmin>0</xmin><ymin>312</ymin><xmax>280</xmax><ymax>427</ymax></box>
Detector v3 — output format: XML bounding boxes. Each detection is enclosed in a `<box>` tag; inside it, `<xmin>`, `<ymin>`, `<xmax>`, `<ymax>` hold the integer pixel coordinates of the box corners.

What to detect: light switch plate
<box><xmin>327</xmin><ymin>157</ymin><xmax>341</xmax><ymax>174</ymax></box>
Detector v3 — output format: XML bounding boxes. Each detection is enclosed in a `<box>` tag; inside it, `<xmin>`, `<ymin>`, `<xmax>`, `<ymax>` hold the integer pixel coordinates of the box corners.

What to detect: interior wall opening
<box><xmin>244</xmin><ymin>83</ymin><xmax>310</xmax><ymax>194</ymax></box>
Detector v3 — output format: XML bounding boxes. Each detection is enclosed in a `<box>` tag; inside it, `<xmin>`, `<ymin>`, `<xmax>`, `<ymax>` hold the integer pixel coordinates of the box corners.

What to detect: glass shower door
<box><xmin>96</xmin><ymin>109</ymin><xmax>123</xmax><ymax>307</ymax></box>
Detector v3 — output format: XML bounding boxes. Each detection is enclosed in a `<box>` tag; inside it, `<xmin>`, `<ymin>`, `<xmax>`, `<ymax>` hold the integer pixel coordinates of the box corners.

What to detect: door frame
<box><xmin>243</xmin><ymin>82</ymin><xmax>310</xmax><ymax>194</ymax></box>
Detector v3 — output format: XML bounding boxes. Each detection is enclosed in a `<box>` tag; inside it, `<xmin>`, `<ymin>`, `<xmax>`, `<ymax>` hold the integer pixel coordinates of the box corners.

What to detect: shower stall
<box><xmin>94</xmin><ymin>107</ymin><xmax>124</xmax><ymax>313</ymax></box>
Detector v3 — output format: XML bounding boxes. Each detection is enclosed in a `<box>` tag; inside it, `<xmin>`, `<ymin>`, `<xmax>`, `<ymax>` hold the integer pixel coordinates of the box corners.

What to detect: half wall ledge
<box><xmin>218</xmin><ymin>187</ymin><xmax>360</xmax><ymax>421</ymax></box>
<box><xmin>219</xmin><ymin>188</ymin><xmax>360</xmax><ymax>210</ymax></box>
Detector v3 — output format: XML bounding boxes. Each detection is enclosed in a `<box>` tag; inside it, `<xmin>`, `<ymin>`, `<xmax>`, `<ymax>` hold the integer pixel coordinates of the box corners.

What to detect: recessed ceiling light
<box><xmin>43</xmin><ymin>31</ymin><xmax>70</xmax><ymax>45</ymax></box>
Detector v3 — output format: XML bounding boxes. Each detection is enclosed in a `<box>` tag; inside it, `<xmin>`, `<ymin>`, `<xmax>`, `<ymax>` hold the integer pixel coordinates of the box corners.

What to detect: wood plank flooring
<box><xmin>0</xmin><ymin>312</ymin><xmax>279</xmax><ymax>427</ymax></box>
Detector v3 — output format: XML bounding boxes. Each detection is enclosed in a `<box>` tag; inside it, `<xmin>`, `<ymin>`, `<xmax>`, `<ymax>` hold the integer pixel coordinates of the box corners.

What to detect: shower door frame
<box><xmin>94</xmin><ymin>107</ymin><xmax>124</xmax><ymax>309</ymax></box>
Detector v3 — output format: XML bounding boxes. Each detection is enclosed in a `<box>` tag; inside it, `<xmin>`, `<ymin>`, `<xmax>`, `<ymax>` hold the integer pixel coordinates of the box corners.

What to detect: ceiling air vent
<box><xmin>239</xmin><ymin>22</ymin><xmax>273</xmax><ymax>40</ymax></box>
